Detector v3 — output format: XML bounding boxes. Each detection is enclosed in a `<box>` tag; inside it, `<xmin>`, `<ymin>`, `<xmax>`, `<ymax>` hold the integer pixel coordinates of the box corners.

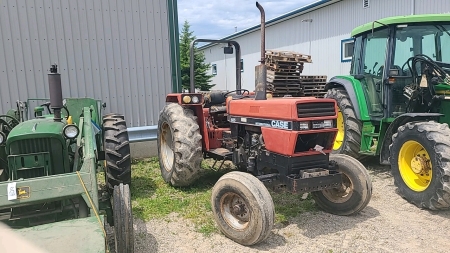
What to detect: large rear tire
<box><xmin>390</xmin><ymin>121</ymin><xmax>450</xmax><ymax>210</ymax></box>
<box><xmin>311</xmin><ymin>154</ymin><xmax>372</xmax><ymax>215</ymax></box>
<box><xmin>157</xmin><ymin>103</ymin><xmax>203</xmax><ymax>187</ymax></box>
<box><xmin>103</xmin><ymin>114</ymin><xmax>131</xmax><ymax>192</ymax></box>
<box><xmin>211</xmin><ymin>171</ymin><xmax>274</xmax><ymax>246</ymax></box>
<box><xmin>113</xmin><ymin>183</ymin><xmax>134</xmax><ymax>253</ymax></box>
<box><xmin>325</xmin><ymin>87</ymin><xmax>363</xmax><ymax>159</ymax></box>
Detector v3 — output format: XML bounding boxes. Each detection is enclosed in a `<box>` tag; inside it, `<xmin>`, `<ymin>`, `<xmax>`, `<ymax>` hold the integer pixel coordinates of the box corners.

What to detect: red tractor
<box><xmin>157</xmin><ymin>2</ymin><xmax>372</xmax><ymax>246</ymax></box>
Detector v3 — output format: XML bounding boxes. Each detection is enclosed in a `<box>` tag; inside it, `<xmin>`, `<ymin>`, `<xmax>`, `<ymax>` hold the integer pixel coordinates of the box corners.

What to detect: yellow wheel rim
<box><xmin>398</xmin><ymin>140</ymin><xmax>432</xmax><ymax>192</ymax></box>
<box><xmin>333</xmin><ymin>110</ymin><xmax>344</xmax><ymax>150</ymax></box>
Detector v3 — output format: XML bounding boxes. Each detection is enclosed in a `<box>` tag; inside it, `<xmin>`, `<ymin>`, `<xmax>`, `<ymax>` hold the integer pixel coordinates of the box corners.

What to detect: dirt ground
<box><xmin>129</xmin><ymin>160</ymin><xmax>450</xmax><ymax>253</ymax></box>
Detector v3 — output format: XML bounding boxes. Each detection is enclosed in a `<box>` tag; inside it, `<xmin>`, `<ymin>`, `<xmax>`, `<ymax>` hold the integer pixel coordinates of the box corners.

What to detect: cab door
<box><xmin>355</xmin><ymin>28</ymin><xmax>390</xmax><ymax>119</ymax></box>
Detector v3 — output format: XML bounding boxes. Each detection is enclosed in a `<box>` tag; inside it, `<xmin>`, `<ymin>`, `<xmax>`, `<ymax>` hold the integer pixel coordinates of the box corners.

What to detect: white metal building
<box><xmin>0</xmin><ymin>0</ymin><xmax>181</xmax><ymax>129</ymax></box>
<box><xmin>200</xmin><ymin>0</ymin><xmax>450</xmax><ymax>91</ymax></box>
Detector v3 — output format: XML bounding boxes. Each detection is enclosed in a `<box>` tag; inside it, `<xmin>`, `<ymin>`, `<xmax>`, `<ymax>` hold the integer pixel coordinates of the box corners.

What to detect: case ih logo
<box><xmin>271</xmin><ymin>120</ymin><xmax>289</xmax><ymax>129</ymax></box>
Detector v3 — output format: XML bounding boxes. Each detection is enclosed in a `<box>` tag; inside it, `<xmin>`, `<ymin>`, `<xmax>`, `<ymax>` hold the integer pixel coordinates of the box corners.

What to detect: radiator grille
<box><xmin>11</xmin><ymin>138</ymin><xmax>53</xmax><ymax>154</ymax></box>
<box><xmin>297</xmin><ymin>102</ymin><xmax>335</xmax><ymax>118</ymax></box>
<box><xmin>9</xmin><ymin>138</ymin><xmax>65</xmax><ymax>178</ymax></box>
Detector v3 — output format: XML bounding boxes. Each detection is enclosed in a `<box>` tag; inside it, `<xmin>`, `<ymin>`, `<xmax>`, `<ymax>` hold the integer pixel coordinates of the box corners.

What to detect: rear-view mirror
<box><xmin>224</xmin><ymin>46</ymin><xmax>233</xmax><ymax>54</ymax></box>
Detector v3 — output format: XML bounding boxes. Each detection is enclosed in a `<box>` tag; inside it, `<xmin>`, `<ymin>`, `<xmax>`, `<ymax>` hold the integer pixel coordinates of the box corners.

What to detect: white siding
<box><xmin>0</xmin><ymin>0</ymin><xmax>176</xmax><ymax>127</ymax></box>
<box><xmin>203</xmin><ymin>0</ymin><xmax>450</xmax><ymax>91</ymax></box>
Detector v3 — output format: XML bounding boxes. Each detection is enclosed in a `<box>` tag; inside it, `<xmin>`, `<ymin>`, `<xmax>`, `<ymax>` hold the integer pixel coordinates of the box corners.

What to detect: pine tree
<box><xmin>179</xmin><ymin>20</ymin><xmax>214</xmax><ymax>91</ymax></box>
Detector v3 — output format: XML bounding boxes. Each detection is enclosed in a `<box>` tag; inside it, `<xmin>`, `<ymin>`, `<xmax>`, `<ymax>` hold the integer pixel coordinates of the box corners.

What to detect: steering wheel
<box><xmin>40</xmin><ymin>102</ymin><xmax>70</xmax><ymax>118</ymax></box>
<box><xmin>41</xmin><ymin>102</ymin><xmax>52</xmax><ymax>114</ymax></box>
<box><xmin>223</xmin><ymin>89</ymin><xmax>250</xmax><ymax>98</ymax></box>
<box><xmin>0</xmin><ymin>115</ymin><xmax>20</xmax><ymax>134</ymax></box>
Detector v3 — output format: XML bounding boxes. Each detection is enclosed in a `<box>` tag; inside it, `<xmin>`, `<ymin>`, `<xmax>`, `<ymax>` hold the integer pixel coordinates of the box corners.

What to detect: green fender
<box><xmin>325</xmin><ymin>76</ymin><xmax>370</xmax><ymax>121</ymax></box>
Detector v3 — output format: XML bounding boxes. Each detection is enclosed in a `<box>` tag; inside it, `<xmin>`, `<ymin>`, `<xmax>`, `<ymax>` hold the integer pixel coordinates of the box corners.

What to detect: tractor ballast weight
<box><xmin>0</xmin><ymin>65</ymin><xmax>134</xmax><ymax>252</ymax></box>
<box><xmin>157</xmin><ymin>1</ymin><xmax>372</xmax><ymax>246</ymax></box>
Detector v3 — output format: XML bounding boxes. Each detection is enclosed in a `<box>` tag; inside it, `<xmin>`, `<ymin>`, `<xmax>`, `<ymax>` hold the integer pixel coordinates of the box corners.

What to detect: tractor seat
<box><xmin>203</xmin><ymin>91</ymin><xmax>228</xmax><ymax>107</ymax></box>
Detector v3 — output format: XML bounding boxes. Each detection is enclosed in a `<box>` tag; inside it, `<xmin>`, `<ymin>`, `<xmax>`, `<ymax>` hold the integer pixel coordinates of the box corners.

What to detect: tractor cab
<box><xmin>326</xmin><ymin>14</ymin><xmax>450</xmax><ymax>211</ymax></box>
<box><xmin>348</xmin><ymin>14</ymin><xmax>450</xmax><ymax>120</ymax></box>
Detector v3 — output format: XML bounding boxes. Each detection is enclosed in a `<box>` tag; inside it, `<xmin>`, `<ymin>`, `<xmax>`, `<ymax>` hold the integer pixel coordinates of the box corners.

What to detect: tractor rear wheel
<box><xmin>390</xmin><ymin>121</ymin><xmax>450</xmax><ymax>210</ymax></box>
<box><xmin>103</xmin><ymin>114</ymin><xmax>131</xmax><ymax>192</ymax></box>
<box><xmin>211</xmin><ymin>171</ymin><xmax>274</xmax><ymax>246</ymax></box>
<box><xmin>311</xmin><ymin>154</ymin><xmax>372</xmax><ymax>215</ymax></box>
<box><xmin>157</xmin><ymin>103</ymin><xmax>203</xmax><ymax>187</ymax></box>
<box><xmin>113</xmin><ymin>183</ymin><xmax>134</xmax><ymax>253</ymax></box>
<box><xmin>325</xmin><ymin>87</ymin><xmax>363</xmax><ymax>159</ymax></box>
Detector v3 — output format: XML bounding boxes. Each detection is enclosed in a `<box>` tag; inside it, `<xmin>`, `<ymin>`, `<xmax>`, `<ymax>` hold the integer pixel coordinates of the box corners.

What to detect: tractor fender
<box><xmin>379</xmin><ymin>113</ymin><xmax>443</xmax><ymax>165</ymax></box>
<box><xmin>325</xmin><ymin>77</ymin><xmax>362</xmax><ymax>120</ymax></box>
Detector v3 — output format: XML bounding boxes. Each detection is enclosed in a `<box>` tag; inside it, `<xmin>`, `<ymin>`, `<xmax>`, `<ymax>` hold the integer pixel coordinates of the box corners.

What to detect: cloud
<box><xmin>178</xmin><ymin>0</ymin><xmax>317</xmax><ymax>39</ymax></box>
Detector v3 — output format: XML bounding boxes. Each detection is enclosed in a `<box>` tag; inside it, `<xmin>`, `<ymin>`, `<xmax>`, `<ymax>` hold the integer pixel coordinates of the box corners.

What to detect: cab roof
<box><xmin>351</xmin><ymin>14</ymin><xmax>450</xmax><ymax>37</ymax></box>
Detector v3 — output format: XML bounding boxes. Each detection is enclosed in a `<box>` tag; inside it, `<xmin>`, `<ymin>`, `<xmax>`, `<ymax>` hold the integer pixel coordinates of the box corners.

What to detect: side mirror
<box><xmin>223</xmin><ymin>46</ymin><xmax>233</xmax><ymax>54</ymax></box>
<box><xmin>389</xmin><ymin>69</ymin><xmax>400</xmax><ymax>77</ymax></box>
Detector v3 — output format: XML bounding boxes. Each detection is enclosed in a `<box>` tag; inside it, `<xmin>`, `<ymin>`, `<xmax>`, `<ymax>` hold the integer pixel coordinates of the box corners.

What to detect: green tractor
<box><xmin>0</xmin><ymin>65</ymin><xmax>133</xmax><ymax>252</ymax></box>
<box><xmin>326</xmin><ymin>14</ymin><xmax>450</xmax><ymax>210</ymax></box>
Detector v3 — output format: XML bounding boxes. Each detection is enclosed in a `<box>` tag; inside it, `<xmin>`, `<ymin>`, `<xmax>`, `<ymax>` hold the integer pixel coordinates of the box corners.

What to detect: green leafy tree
<box><xmin>179</xmin><ymin>20</ymin><xmax>214</xmax><ymax>91</ymax></box>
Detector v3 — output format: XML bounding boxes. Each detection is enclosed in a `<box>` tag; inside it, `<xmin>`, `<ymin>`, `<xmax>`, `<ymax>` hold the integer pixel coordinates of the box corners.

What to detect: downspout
<box><xmin>411</xmin><ymin>0</ymin><xmax>415</xmax><ymax>15</ymax></box>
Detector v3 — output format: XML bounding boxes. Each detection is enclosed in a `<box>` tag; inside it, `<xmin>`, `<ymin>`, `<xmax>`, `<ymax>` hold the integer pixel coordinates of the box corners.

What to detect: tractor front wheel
<box><xmin>103</xmin><ymin>114</ymin><xmax>131</xmax><ymax>192</ymax></box>
<box><xmin>390</xmin><ymin>121</ymin><xmax>450</xmax><ymax>210</ymax></box>
<box><xmin>113</xmin><ymin>183</ymin><xmax>134</xmax><ymax>253</ymax></box>
<box><xmin>211</xmin><ymin>171</ymin><xmax>274</xmax><ymax>246</ymax></box>
<box><xmin>311</xmin><ymin>154</ymin><xmax>372</xmax><ymax>215</ymax></box>
<box><xmin>157</xmin><ymin>103</ymin><xmax>203</xmax><ymax>187</ymax></box>
<box><xmin>325</xmin><ymin>87</ymin><xmax>363</xmax><ymax>159</ymax></box>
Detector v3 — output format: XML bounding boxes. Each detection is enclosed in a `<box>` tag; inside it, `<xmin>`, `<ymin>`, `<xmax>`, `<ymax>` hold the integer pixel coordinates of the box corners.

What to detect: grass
<box><xmin>130</xmin><ymin>157</ymin><xmax>318</xmax><ymax>235</ymax></box>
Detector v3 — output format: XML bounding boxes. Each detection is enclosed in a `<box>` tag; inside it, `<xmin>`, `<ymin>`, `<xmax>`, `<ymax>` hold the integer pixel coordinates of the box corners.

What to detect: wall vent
<box><xmin>363</xmin><ymin>0</ymin><xmax>369</xmax><ymax>8</ymax></box>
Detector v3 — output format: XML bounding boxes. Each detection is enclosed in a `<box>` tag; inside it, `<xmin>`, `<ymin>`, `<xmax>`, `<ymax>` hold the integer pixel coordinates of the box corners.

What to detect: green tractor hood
<box><xmin>6</xmin><ymin>118</ymin><xmax>66</xmax><ymax>151</ymax></box>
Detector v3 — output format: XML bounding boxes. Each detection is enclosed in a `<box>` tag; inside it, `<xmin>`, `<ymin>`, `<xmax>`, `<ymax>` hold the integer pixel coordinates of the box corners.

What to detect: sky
<box><xmin>177</xmin><ymin>0</ymin><xmax>318</xmax><ymax>39</ymax></box>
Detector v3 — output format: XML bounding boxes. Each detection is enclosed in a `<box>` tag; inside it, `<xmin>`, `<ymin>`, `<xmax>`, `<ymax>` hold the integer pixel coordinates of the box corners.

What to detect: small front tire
<box><xmin>113</xmin><ymin>183</ymin><xmax>134</xmax><ymax>253</ymax></box>
<box><xmin>311</xmin><ymin>154</ymin><xmax>372</xmax><ymax>215</ymax></box>
<box><xmin>211</xmin><ymin>171</ymin><xmax>274</xmax><ymax>246</ymax></box>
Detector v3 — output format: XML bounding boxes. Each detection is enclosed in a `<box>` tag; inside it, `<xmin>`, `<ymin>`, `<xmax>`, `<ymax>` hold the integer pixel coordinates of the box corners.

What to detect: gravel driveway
<box><xmin>130</xmin><ymin>160</ymin><xmax>450</xmax><ymax>253</ymax></box>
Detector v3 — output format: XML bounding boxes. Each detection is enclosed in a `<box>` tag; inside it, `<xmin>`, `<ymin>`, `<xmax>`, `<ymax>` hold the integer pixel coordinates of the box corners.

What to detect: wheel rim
<box><xmin>220</xmin><ymin>192</ymin><xmax>250</xmax><ymax>230</ymax></box>
<box><xmin>398</xmin><ymin>140</ymin><xmax>432</xmax><ymax>192</ymax></box>
<box><xmin>321</xmin><ymin>173</ymin><xmax>353</xmax><ymax>203</ymax></box>
<box><xmin>160</xmin><ymin>122</ymin><xmax>174</xmax><ymax>172</ymax></box>
<box><xmin>333</xmin><ymin>110</ymin><xmax>345</xmax><ymax>150</ymax></box>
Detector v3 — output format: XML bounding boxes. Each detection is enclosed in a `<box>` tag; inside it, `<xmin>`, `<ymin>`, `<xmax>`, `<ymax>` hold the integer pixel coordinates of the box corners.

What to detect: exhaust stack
<box><xmin>254</xmin><ymin>2</ymin><xmax>267</xmax><ymax>100</ymax></box>
<box><xmin>48</xmin><ymin>64</ymin><xmax>63</xmax><ymax>122</ymax></box>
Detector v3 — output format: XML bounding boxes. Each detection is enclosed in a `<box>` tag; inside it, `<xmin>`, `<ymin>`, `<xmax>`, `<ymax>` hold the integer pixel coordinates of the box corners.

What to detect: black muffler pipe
<box><xmin>254</xmin><ymin>1</ymin><xmax>267</xmax><ymax>100</ymax></box>
<box><xmin>48</xmin><ymin>64</ymin><xmax>63</xmax><ymax>122</ymax></box>
<box><xmin>256</xmin><ymin>2</ymin><xmax>265</xmax><ymax>64</ymax></box>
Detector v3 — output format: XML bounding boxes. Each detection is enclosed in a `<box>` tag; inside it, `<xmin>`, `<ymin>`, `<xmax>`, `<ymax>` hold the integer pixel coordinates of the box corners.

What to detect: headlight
<box><xmin>322</xmin><ymin>120</ymin><xmax>333</xmax><ymax>128</ymax></box>
<box><xmin>63</xmin><ymin>125</ymin><xmax>79</xmax><ymax>139</ymax></box>
<box><xmin>0</xmin><ymin>132</ymin><xmax>5</xmax><ymax>145</ymax></box>
<box><xmin>299</xmin><ymin>122</ymin><xmax>309</xmax><ymax>130</ymax></box>
<box><xmin>182</xmin><ymin>95</ymin><xmax>191</xmax><ymax>103</ymax></box>
<box><xmin>191</xmin><ymin>96</ymin><xmax>200</xmax><ymax>104</ymax></box>
<box><xmin>312</xmin><ymin>120</ymin><xmax>334</xmax><ymax>129</ymax></box>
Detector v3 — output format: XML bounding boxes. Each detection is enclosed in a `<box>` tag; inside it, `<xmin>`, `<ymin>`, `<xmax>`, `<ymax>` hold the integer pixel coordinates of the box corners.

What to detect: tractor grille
<box><xmin>9</xmin><ymin>138</ymin><xmax>65</xmax><ymax>179</ymax></box>
<box><xmin>10</xmin><ymin>138</ymin><xmax>54</xmax><ymax>154</ymax></box>
<box><xmin>297</xmin><ymin>102</ymin><xmax>335</xmax><ymax>118</ymax></box>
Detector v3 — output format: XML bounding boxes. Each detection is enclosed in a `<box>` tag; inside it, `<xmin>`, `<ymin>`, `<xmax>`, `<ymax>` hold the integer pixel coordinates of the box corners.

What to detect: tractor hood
<box><xmin>6</xmin><ymin>118</ymin><xmax>66</xmax><ymax>148</ymax></box>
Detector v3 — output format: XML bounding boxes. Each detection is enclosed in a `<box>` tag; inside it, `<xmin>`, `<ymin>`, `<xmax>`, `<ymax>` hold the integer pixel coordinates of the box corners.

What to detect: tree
<box><xmin>179</xmin><ymin>20</ymin><xmax>214</xmax><ymax>91</ymax></box>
